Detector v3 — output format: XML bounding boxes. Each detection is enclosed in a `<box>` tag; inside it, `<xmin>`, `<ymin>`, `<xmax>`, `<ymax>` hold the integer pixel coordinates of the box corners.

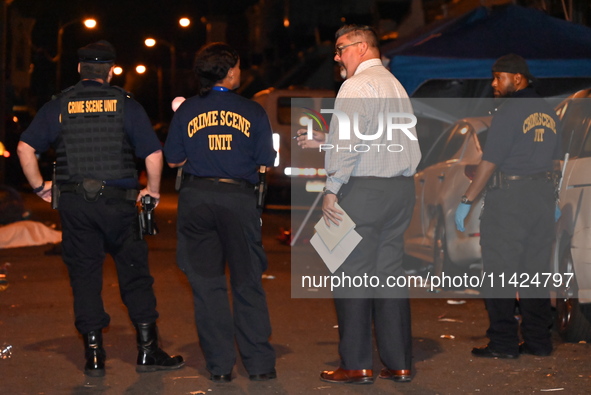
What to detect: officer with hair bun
<box><xmin>164</xmin><ymin>42</ymin><xmax>277</xmax><ymax>383</ymax></box>
<box><xmin>18</xmin><ymin>40</ymin><xmax>184</xmax><ymax>377</ymax></box>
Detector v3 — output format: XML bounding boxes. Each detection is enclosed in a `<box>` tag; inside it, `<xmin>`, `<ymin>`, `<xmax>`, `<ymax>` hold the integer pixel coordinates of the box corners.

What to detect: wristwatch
<box><xmin>460</xmin><ymin>195</ymin><xmax>473</xmax><ymax>205</ymax></box>
<box><xmin>32</xmin><ymin>181</ymin><xmax>45</xmax><ymax>194</ymax></box>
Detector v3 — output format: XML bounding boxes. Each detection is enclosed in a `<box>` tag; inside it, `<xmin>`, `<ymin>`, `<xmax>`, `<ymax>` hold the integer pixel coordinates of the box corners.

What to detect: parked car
<box><xmin>252</xmin><ymin>87</ymin><xmax>335</xmax><ymax>204</ymax></box>
<box><xmin>404</xmin><ymin>116</ymin><xmax>490</xmax><ymax>276</ymax></box>
<box><xmin>404</xmin><ymin>90</ymin><xmax>591</xmax><ymax>341</ymax></box>
<box><xmin>552</xmin><ymin>89</ymin><xmax>591</xmax><ymax>341</ymax></box>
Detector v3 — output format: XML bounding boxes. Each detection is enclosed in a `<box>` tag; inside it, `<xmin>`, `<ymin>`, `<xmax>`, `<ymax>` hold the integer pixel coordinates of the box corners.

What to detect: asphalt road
<box><xmin>1</xmin><ymin>184</ymin><xmax>591</xmax><ymax>394</ymax></box>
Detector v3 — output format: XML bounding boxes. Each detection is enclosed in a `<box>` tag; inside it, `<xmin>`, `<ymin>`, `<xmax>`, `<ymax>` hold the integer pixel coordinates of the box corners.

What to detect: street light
<box><xmin>179</xmin><ymin>17</ymin><xmax>191</xmax><ymax>28</ymax></box>
<box><xmin>83</xmin><ymin>19</ymin><xmax>97</xmax><ymax>29</ymax></box>
<box><xmin>55</xmin><ymin>18</ymin><xmax>97</xmax><ymax>91</ymax></box>
<box><xmin>144</xmin><ymin>37</ymin><xmax>176</xmax><ymax>98</ymax></box>
<box><xmin>135</xmin><ymin>62</ymin><xmax>164</xmax><ymax>122</ymax></box>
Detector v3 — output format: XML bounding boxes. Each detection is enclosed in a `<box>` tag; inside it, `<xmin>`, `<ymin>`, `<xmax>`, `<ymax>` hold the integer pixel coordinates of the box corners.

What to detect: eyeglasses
<box><xmin>335</xmin><ymin>41</ymin><xmax>362</xmax><ymax>56</ymax></box>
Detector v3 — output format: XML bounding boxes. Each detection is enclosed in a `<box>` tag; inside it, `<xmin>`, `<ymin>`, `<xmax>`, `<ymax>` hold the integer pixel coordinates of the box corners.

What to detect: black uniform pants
<box><xmin>480</xmin><ymin>178</ymin><xmax>555</xmax><ymax>355</ymax></box>
<box><xmin>59</xmin><ymin>193</ymin><xmax>158</xmax><ymax>335</ymax></box>
<box><xmin>332</xmin><ymin>176</ymin><xmax>415</xmax><ymax>371</ymax></box>
<box><xmin>176</xmin><ymin>179</ymin><xmax>275</xmax><ymax>376</ymax></box>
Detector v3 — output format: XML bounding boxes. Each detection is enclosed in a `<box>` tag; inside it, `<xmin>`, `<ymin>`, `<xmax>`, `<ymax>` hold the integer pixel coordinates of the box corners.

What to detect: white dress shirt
<box><xmin>324</xmin><ymin>58</ymin><xmax>422</xmax><ymax>193</ymax></box>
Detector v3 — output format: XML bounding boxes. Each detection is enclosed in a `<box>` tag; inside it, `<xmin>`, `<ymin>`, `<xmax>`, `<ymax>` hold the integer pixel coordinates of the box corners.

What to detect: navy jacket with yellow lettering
<box><xmin>483</xmin><ymin>87</ymin><xmax>562</xmax><ymax>176</ymax></box>
<box><xmin>163</xmin><ymin>90</ymin><xmax>276</xmax><ymax>184</ymax></box>
<box><xmin>20</xmin><ymin>80</ymin><xmax>162</xmax><ymax>188</ymax></box>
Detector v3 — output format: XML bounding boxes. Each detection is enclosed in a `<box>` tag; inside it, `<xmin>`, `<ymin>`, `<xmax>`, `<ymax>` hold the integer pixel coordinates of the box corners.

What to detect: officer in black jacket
<box><xmin>17</xmin><ymin>40</ymin><xmax>184</xmax><ymax>377</ymax></box>
<box><xmin>455</xmin><ymin>54</ymin><xmax>561</xmax><ymax>359</ymax></box>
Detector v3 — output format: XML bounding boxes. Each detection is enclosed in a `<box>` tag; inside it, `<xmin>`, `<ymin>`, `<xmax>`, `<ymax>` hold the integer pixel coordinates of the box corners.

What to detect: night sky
<box><xmin>16</xmin><ymin>0</ymin><xmax>221</xmax><ymax>82</ymax></box>
<box><xmin>9</xmin><ymin>0</ymin><xmax>419</xmax><ymax>119</ymax></box>
<box><xmin>10</xmin><ymin>0</ymin><xmax>262</xmax><ymax>117</ymax></box>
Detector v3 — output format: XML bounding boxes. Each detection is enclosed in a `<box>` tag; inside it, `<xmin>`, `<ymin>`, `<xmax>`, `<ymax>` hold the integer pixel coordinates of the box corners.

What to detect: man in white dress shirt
<box><xmin>318</xmin><ymin>24</ymin><xmax>421</xmax><ymax>385</ymax></box>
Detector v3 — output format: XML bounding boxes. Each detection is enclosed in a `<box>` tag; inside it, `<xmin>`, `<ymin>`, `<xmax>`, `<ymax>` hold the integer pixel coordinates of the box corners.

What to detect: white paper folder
<box><xmin>313</xmin><ymin>203</ymin><xmax>356</xmax><ymax>251</ymax></box>
<box><xmin>310</xmin><ymin>203</ymin><xmax>362</xmax><ymax>273</ymax></box>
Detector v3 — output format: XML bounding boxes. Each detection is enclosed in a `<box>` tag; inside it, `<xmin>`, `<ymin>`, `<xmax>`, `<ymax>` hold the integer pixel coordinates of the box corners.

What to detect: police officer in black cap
<box><xmin>17</xmin><ymin>40</ymin><xmax>184</xmax><ymax>377</ymax></box>
<box><xmin>455</xmin><ymin>54</ymin><xmax>562</xmax><ymax>358</ymax></box>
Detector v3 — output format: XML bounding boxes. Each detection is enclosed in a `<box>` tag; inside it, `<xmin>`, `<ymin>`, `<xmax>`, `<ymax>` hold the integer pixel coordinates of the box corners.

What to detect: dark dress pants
<box><xmin>333</xmin><ymin>176</ymin><xmax>415</xmax><ymax>370</ymax></box>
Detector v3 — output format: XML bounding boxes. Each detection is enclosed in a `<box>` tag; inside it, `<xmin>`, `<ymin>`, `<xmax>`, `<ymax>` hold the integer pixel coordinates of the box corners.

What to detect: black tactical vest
<box><xmin>56</xmin><ymin>81</ymin><xmax>137</xmax><ymax>183</ymax></box>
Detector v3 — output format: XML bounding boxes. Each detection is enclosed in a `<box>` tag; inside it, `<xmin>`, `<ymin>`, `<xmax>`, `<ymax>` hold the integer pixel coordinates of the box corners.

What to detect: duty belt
<box><xmin>183</xmin><ymin>175</ymin><xmax>255</xmax><ymax>189</ymax></box>
<box><xmin>59</xmin><ymin>183</ymin><xmax>138</xmax><ymax>201</ymax></box>
<box><xmin>502</xmin><ymin>171</ymin><xmax>552</xmax><ymax>181</ymax></box>
<box><xmin>488</xmin><ymin>170</ymin><xmax>553</xmax><ymax>190</ymax></box>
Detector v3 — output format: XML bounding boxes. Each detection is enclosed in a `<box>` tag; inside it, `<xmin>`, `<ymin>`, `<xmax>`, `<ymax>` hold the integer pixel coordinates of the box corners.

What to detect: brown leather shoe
<box><xmin>379</xmin><ymin>368</ymin><xmax>412</xmax><ymax>382</ymax></box>
<box><xmin>320</xmin><ymin>367</ymin><xmax>373</xmax><ymax>384</ymax></box>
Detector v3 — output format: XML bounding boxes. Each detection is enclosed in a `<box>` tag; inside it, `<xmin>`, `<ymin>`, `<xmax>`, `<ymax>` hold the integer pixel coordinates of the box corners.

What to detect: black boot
<box><xmin>83</xmin><ymin>330</ymin><xmax>106</xmax><ymax>377</ymax></box>
<box><xmin>134</xmin><ymin>322</ymin><xmax>184</xmax><ymax>373</ymax></box>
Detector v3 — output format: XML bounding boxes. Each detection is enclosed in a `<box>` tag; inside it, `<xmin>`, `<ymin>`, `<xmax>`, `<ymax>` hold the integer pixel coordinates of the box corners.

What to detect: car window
<box><xmin>288</xmin><ymin>97</ymin><xmax>335</xmax><ymax>127</ymax></box>
<box><xmin>279</xmin><ymin>97</ymin><xmax>307</xmax><ymax>125</ymax></box>
<box><xmin>420</xmin><ymin>126</ymin><xmax>453</xmax><ymax>168</ymax></box>
<box><xmin>418</xmin><ymin>122</ymin><xmax>473</xmax><ymax>169</ymax></box>
<box><xmin>439</xmin><ymin>122</ymin><xmax>472</xmax><ymax>162</ymax></box>
<box><xmin>560</xmin><ymin>99</ymin><xmax>591</xmax><ymax>158</ymax></box>
<box><xmin>580</xmin><ymin>128</ymin><xmax>591</xmax><ymax>158</ymax></box>
<box><xmin>476</xmin><ymin>129</ymin><xmax>488</xmax><ymax>149</ymax></box>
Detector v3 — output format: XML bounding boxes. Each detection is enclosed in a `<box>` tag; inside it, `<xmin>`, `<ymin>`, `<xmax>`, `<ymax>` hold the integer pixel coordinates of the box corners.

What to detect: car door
<box><xmin>405</xmin><ymin>125</ymin><xmax>452</xmax><ymax>257</ymax></box>
<box><xmin>405</xmin><ymin>121</ymin><xmax>471</xmax><ymax>259</ymax></box>
<box><xmin>558</xmin><ymin>97</ymin><xmax>591</xmax><ymax>302</ymax></box>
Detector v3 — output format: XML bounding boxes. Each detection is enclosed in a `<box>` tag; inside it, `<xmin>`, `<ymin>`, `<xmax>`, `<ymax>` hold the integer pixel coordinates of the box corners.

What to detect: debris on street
<box><xmin>439</xmin><ymin>318</ymin><xmax>464</xmax><ymax>323</ymax></box>
<box><xmin>1</xmin><ymin>343</ymin><xmax>13</xmax><ymax>359</ymax></box>
<box><xmin>447</xmin><ymin>299</ymin><xmax>466</xmax><ymax>305</ymax></box>
<box><xmin>0</xmin><ymin>262</ymin><xmax>9</xmax><ymax>291</ymax></box>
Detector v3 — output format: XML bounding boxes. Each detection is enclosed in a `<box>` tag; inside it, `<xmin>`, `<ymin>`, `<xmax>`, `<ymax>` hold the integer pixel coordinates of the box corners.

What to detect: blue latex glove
<box><xmin>555</xmin><ymin>205</ymin><xmax>561</xmax><ymax>222</ymax></box>
<box><xmin>455</xmin><ymin>202</ymin><xmax>472</xmax><ymax>232</ymax></box>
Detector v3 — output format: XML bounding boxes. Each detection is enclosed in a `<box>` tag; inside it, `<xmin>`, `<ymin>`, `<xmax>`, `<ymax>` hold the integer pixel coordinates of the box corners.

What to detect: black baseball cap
<box><xmin>78</xmin><ymin>40</ymin><xmax>116</xmax><ymax>63</ymax></box>
<box><xmin>492</xmin><ymin>54</ymin><xmax>536</xmax><ymax>84</ymax></box>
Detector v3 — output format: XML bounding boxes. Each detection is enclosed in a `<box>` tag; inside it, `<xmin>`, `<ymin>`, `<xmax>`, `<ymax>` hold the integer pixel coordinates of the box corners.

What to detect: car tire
<box><xmin>554</xmin><ymin>242</ymin><xmax>591</xmax><ymax>342</ymax></box>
